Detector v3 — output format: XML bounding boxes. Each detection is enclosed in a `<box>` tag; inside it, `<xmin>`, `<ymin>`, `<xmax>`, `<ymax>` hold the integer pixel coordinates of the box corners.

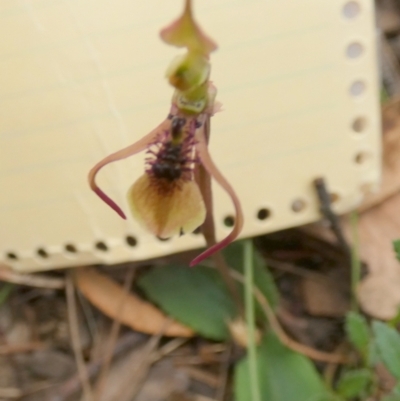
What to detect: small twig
<box><xmin>173</xmin><ymin>355</ymin><xmax>224</xmax><ymax>366</ymax></box>
<box><xmin>193</xmin><ymin>396</ymin><xmax>218</xmax><ymax>401</ymax></box>
<box><xmin>0</xmin><ymin>387</ymin><xmax>22</xmax><ymax>399</ymax></box>
<box><xmin>215</xmin><ymin>343</ymin><xmax>232</xmax><ymax>401</ymax></box>
<box><xmin>66</xmin><ymin>272</ymin><xmax>93</xmax><ymax>401</ymax></box>
<box><xmin>323</xmin><ymin>343</ymin><xmax>349</xmax><ymax>389</ymax></box>
<box><xmin>0</xmin><ymin>342</ymin><xmax>44</xmax><ymax>355</ymax></box>
<box><xmin>0</xmin><ymin>265</ymin><xmax>65</xmax><ymax>289</ymax></box>
<box><xmin>265</xmin><ymin>258</ymin><xmax>334</xmax><ymax>284</ymax></box>
<box><xmin>20</xmin><ymin>381</ymin><xmax>58</xmax><ymax>398</ymax></box>
<box><xmin>110</xmin><ymin>322</ymin><xmax>169</xmax><ymax>401</ymax></box>
<box><xmin>152</xmin><ymin>337</ymin><xmax>188</xmax><ymax>361</ymax></box>
<box><xmin>0</xmin><ymin>327</ymin><xmax>24</xmax><ymax>390</ymax></box>
<box><xmin>181</xmin><ymin>366</ymin><xmax>220</xmax><ymax>388</ymax></box>
<box><xmin>313</xmin><ymin>177</ymin><xmax>350</xmax><ymax>257</ymax></box>
<box><xmin>228</xmin><ymin>269</ymin><xmax>348</xmax><ymax>364</ymax></box>
<box><xmin>93</xmin><ymin>268</ymin><xmax>135</xmax><ymax>401</ymax></box>
<box><xmin>77</xmin><ymin>289</ymin><xmax>98</xmax><ymax>343</ymax></box>
<box><xmin>48</xmin><ymin>332</ymin><xmax>144</xmax><ymax>401</ymax></box>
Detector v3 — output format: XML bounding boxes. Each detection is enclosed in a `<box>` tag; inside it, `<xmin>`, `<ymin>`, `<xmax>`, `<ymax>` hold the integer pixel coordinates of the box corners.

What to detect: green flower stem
<box><xmin>350</xmin><ymin>211</ymin><xmax>361</xmax><ymax>312</ymax></box>
<box><xmin>244</xmin><ymin>239</ymin><xmax>262</xmax><ymax>401</ymax></box>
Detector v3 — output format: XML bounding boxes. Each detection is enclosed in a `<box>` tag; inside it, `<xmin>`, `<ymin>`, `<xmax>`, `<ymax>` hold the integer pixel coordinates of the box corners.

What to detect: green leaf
<box><xmin>336</xmin><ymin>369</ymin><xmax>372</xmax><ymax>398</ymax></box>
<box><xmin>393</xmin><ymin>240</ymin><xmax>400</xmax><ymax>262</ymax></box>
<box><xmin>345</xmin><ymin>311</ymin><xmax>370</xmax><ymax>357</ymax></box>
<box><xmin>367</xmin><ymin>338</ymin><xmax>380</xmax><ymax>367</ymax></box>
<box><xmin>137</xmin><ymin>264</ymin><xmax>236</xmax><ymax>340</ymax></box>
<box><xmin>223</xmin><ymin>241</ymin><xmax>279</xmax><ymax>311</ymax></box>
<box><xmin>235</xmin><ymin>332</ymin><xmax>330</xmax><ymax>401</ymax></box>
<box><xmin>382</xmin><ymin>395</ymin><xmax>400</xmax><ymax>401</ymax></box>
<box><xmin>137</xmin><ymin>241</ymin><xmax>279</xmax><ymax>339</ymax></box>
<box><xmin>393</xmin><ymin>382</ymin><xmax>400</xmax><ymax>395</ymax></box>
<box><xmin>372</xmin><ymin>321</ymin><xmax>400</xmax><ymax>379</ymax></box>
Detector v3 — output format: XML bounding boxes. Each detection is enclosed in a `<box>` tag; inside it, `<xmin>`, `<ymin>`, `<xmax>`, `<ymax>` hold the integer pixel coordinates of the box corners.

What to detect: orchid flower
<box><xmin>88</xmin><ymin>0</ymin><xmax>243</xmax><ymax>266</ymax></box>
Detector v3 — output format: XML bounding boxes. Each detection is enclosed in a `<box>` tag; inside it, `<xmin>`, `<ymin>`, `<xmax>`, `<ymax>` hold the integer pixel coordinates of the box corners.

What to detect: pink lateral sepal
<box><xmin>88</xmin><ymin>118</ymin><xmax>172</xmax><ymax>218</ymax></box>
<box><xmin>189</xmin><ymin>234</ymin><xmax>235</xmax><ymax>267</ymax></box>
<box><xmin>190</xmin><ymin>121</ymin><xmax>244</xmax><ymax>266</ymax></box>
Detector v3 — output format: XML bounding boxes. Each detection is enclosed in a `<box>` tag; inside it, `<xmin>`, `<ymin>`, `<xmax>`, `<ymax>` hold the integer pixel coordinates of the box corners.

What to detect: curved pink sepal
<box><xmin>93</xmin><ymin>187</ymin><xmax>127</xmax><ymax>219</ymax></box>
<box><xmin>190</xmin><ymin>125</ymin><xmax>244</xmax><ymax>266</ymax></box>
<box><xmin>88</xmin><ymin>119</ymin><xmax>171</xmax><ymax>218</ymax></box>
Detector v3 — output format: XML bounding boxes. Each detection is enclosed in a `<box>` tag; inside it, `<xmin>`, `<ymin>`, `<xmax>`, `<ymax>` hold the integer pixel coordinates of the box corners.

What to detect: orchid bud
<box><xmin>166</xmin><ymin>52</ymin><xmax>210</xmax><ymax>92</ymax></box>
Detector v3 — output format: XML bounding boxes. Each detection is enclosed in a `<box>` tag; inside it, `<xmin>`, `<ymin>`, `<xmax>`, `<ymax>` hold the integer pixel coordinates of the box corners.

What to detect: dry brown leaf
<box><xmin>305</xmin><ymin>99</ymin><xmax>400</xmax><ymax>319</ymax></box>
<box><xmin>377</xmin><ymin>0</ymin><xmax>400</xmax><ymax>35</ymax></box>
<box><xmin>359</xmin><ymin>98</ymin><xmax>400</xmax><ymax>212</ymax></box>
<box><xmin>345</xmin><ymin>185</ymin><xmax>400</xmax><ymax>319</ymax></box>
<box><xmin>74</xmin><ymin>268</ymin><xmax>194</xmax><ymax>337</ymax></box>
<box><xmin>357</xmin><ymin>273</ymin><xmax>400</xmax><ymax>320</ymax></box>
<box><xmin>301</xmin><ymin>278</ymin><xmax>350</xmax><ymax>318</ymax></box>
<box><xmin>97</xmin><ymin>345</ymin><xmax>189</xmax><ymax>401</ymax></box>
<box><xmin>340</xmin><ymin>99</ymin><xmax>400</xmax><ymax>319</ymax></box>
<box><xmin>135</xmin><ymin>360</ymin><xmax>189</xmax><ymax>401</ymax></box>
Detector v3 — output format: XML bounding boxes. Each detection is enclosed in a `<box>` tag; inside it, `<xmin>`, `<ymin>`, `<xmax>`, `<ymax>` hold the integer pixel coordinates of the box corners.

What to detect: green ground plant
<box><xmin>138</xmin><ymin>217</ymin><xmax>400</xmax><ymax>401</ymax></box>
<box><xmin>86</xmin><ymin>1</ymin><xmax>400</xmax><ymax>399</ymax></box>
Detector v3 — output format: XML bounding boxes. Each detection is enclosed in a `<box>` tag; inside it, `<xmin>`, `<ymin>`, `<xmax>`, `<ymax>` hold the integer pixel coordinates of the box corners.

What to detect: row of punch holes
<box><xmin>3</xmin><ymin>1</ymin><xmax>369</xmax><ymax>263</ymax></box>
<box><xmin>4</xmin><ymin>203</ymin><xmax>299</xmax><ymax>261</ymax></box>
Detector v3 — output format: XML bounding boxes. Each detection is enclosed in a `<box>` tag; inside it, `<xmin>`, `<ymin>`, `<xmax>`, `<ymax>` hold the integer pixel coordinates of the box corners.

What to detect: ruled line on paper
<box><xmin>0</xmin><ymin>61</ymin><xmax>335</xmax><ymax>141</ymax></box>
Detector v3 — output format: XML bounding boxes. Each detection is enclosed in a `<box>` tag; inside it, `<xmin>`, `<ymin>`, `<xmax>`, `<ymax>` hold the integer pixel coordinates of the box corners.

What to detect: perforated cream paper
<box><xmin>0</xmin><ymin>0</ymin><xmax>380</xmax><ymax>272</ymax></box>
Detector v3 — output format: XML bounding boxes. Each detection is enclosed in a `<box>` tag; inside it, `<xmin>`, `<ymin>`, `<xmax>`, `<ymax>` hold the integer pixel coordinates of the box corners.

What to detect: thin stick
<box><xmin>0</xmin><ymin>265</ymin><xmax>65</xmax><ymax>289</ymax></box>
<box><xmin>0</xmin><ymin>387</ymin><xmax>22</xmax><ymax>399</ymax></box>
<box><xmin>265</xmin><ymin>258</ymin><xmax>332</xmax><ymax>284</ymax></box>
<box><xmin>48</xmin><ymin>332</ymin><xmax>144</xmax><ymax>401</ymax></box>
<box><xmin>229</xmin><ymin>269</ymin><xmax>348</xmax><ymax>364</ymax></box>
<box><xmin>110</xmin><ymin>322</ymin><xmax>169</xmax><ymax>401</ymax></box>
<box><xmin>215</xmin><ymin>344</ymin><xmax>231</xmax><ymax>401</ymax></box>
<box><xmin>243</xmin><ymin>240</ymin><xmax>262</xmax><ymax>401</ymax></box>
<box><xmin>0</xmin><ymin>342</ymin><xmax>43</xmax><ymax>355</ymax></box>
<box><xmin>66</xmin><ymin>272</ymin><xmax>93</xmax><ymax>401</ymax></box>
<box><xmin>77</xmin><ymin>290</ymin><xmax>98</xmax><ymax>343</ymax></box>
<box><xmin>93</xmin><ymin>268</ymin><xmax>135</xmax><ymax>401</ymax></box>
<box><xmin>152</xmin><ymin>337</ymin><xmax>188</xmax><ymax>361</ymax></box>
<box><xmin>182</xmin><ymin>366</ymin><xmax>220</xmax><ymax>388</ymax></box>
<box><xmin>313</xmin><ymin>177</ymin><xmax>350</xmax><ymax>257</ymax></box>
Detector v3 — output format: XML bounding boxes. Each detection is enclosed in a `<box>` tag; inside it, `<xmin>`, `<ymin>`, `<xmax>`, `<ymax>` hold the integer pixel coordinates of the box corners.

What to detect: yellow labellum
<box><xmin>127</xmin><ymin>174</ymin><xmax>206</xmax><ymax>239</ymax></box>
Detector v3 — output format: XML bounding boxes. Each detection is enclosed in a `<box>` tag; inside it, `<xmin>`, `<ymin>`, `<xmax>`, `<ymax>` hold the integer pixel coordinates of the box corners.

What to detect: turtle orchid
<box><xmin>88</xmin><ymin>0</ymin><xmax>243</xmax><ymax>266</ymax></box>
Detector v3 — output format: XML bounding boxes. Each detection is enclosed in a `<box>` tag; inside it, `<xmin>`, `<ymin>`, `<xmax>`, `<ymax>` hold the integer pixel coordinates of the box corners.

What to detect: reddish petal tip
<box><xmin>189</xmin><ymin>259</ymin><xmax>198</xmax><ymax>268</ymax></box>
<box><xmin>190</xmin><ymin>238</ymin><xmax>231</xmax><ymax>267</ymax></box>
<box><xmin>189</xmin><ymin>250</ymin><xmax>212</xmax><ymax>267</ymax></box>
<box><xmin>93</xmin><ymin>187</ymin><xmax>126</xmax><ymax>219</ymax></box>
